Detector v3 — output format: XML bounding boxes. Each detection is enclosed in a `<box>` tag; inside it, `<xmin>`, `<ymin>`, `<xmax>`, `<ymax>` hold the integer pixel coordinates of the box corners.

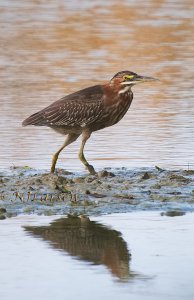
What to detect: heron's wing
<box><xmin>22</xmin><ymin>85</ymin><xmax>104</xmax><ymax>127</ymax></box>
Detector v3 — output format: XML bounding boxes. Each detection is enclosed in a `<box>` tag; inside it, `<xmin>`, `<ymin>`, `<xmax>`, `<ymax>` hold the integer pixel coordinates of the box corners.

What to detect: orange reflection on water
<box><xmin>1</xmin><ymin>0</ymin><xmax>194</xmax><ymax>171</ymax></box>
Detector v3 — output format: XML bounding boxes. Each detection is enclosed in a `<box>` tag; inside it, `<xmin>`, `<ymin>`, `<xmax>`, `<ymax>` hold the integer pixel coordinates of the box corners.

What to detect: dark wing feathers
<box><xmin>22</xmin><ymin>85</ymin><xmax>104</xmax><ymax>127</ymax></box>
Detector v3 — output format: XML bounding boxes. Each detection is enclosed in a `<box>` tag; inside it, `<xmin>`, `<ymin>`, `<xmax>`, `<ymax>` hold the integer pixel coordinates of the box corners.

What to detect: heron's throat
<box><xmin>118</xmin><ymin>85</ymin><xmax>132</xmax><ymax>95</ymax></box>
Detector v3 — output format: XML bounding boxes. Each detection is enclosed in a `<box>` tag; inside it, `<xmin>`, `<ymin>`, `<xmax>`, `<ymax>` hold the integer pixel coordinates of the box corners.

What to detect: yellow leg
<box><xmin>78</xmin><ymin>131</ymin><xmax>96</xmax><ymax>175</ymax></box>
<box><xmin>50</xmin><ymin>134</ymin><xmax>79</xmax><ymax>173</ymax></box>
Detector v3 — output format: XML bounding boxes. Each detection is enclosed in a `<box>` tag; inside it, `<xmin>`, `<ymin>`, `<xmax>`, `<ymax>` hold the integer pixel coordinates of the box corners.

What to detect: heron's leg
<box><xmin>78</xmin><ymin>131</ymin><xmax>96</xmax><ymax>175</ymax></box>
<box><xmin>51</xmin><ymin>133</ymin><xmax>79</xmax><ymax>173</ymax></box>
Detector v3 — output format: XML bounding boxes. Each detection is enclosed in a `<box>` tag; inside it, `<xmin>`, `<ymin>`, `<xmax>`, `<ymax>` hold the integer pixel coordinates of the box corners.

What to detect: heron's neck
<box><xmin>102</xmin><ymin>83</ymin><xmax>133</xmax><ymax>106</ymax></box>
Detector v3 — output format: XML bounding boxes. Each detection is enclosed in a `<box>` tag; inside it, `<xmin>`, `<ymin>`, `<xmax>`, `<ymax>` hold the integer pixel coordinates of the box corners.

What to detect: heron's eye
<box><xmin>123</xmin><ymin>75</ymin><xmax>134</xmax><ymax>81</ymax></box>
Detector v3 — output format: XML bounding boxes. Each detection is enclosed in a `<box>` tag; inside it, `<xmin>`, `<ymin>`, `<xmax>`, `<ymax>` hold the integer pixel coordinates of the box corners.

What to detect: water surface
<box><xmin>1</xmin><ymin>0</ymin><xmax>194</xmax><ymax>171</ymax></box>
<box><xmin>0</xmin><ymin>212</ymin><xmax>194</xmax><ymax>300</ymax></box>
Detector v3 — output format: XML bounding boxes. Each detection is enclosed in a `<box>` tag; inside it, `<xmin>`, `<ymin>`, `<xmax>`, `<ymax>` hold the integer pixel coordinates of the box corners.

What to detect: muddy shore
<box><xmin>0</xmin><ymin>166</ymin><xmax>194</xmax><ymax>218</ymax></box>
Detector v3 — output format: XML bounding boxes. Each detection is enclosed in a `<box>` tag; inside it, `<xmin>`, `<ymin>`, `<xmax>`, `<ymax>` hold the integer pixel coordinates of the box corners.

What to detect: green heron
<box><xmin>22</xmin><ymin>70</ymin><xmax>157</xmax><ymax>174</ymax></box>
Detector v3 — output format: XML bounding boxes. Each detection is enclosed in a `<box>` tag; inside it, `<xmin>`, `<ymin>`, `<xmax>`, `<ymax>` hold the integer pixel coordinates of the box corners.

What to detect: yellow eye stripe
<box><xmin>123</xmin><ymin>75</ymin><xmax>134</xmax><ymax>80</ymax></box>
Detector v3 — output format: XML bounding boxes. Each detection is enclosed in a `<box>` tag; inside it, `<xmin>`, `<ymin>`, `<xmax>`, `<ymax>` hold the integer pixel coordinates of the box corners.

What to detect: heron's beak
<box><xmin>135</xmin><ymin>75</ymin><xmax>159</xmax><ymax>83</ymax></box>
<box><xmin>121</xmin><ymin>75</ymin><xmax>159</xmax><ymax>85</ymax></box>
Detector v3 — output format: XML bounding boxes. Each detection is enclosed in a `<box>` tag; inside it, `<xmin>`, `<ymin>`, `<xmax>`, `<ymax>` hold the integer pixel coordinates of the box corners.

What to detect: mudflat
<box><xmin>0</xmin><ymin>166</ymin><xmax>194</xmax><ymax>218</ymax></box>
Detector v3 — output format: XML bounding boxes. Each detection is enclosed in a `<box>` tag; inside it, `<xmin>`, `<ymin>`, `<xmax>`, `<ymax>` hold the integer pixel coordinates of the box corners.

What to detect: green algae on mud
<box><xmin>0</xmin><ymin>166</ymin><xmax>194</xmax><ymax>217</ymax></box>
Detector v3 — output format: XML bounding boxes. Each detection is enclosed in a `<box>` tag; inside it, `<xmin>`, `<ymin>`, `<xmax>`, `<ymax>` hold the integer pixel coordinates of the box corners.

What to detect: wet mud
<box><xmin>0</xmin><ymin>166</ymin><xmax>194</xmax><ymax>218</ymax></box>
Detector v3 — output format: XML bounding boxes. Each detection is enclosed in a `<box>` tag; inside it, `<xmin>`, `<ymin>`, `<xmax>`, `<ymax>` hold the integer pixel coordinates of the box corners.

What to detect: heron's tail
<box><xmin>22</xmin><ymin>112</ymin><xmax>45</xmax><ymax>126</ymax></box>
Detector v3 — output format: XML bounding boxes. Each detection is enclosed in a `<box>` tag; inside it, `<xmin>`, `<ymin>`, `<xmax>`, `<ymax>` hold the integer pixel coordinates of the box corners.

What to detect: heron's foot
<box><xmin>86</xmin><ymin>164</ymin><xmax>96</xmax><ymax>175</ymax></box>
<box><xmin>50</xmin><ymin>154</ymin><xmax>58</xmax><ymax>173</ymax></box>
<box><xmin>50</xmin><ymin>166</ymin><xmax>55</xmax><ymax>173</ymax></box>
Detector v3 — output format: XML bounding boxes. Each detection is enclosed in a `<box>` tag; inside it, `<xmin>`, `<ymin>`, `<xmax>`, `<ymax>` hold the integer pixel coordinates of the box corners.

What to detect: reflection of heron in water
<box><xmin>24</xmin><ymin>215</ymin><xmax>134</xmax><ymax>281</ymax></box>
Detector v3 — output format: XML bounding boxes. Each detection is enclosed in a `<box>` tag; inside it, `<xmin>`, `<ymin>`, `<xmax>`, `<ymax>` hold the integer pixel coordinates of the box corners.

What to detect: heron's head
<box><xmin>110</xmin><ymin>70</ymin><xmax>158</xmax><ymax>89</ymax></box>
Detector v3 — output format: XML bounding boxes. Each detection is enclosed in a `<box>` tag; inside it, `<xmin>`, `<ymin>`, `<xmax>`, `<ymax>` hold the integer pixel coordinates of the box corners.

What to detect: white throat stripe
<box><xmin>119</xmin><ymin>86</ymin><xmax>131</xmax><ymax>94</ymax></box>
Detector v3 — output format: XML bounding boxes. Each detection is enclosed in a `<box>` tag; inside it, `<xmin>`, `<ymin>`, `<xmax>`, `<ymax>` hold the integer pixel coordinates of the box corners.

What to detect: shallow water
<box><xmin>0</xmin><ymin>212</ymin><xmax>194</xmax><ymax>300</ymax></box>
<box><xmin>1</xmin><ymin>0</ymin><xmax>194</xmax><ymax>171</ymax></box>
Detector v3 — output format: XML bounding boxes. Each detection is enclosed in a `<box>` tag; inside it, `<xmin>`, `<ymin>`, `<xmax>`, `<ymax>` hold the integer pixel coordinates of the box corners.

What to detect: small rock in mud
<box><xmin>183</xmin><ymin>170</ymin><xmax>194</xmax><ymax>175</ymax></box>
<box><xmin>150</xmin><ymin>183</ymin><xmax>162</xmax><ymax>189</ymax></box>
<box><xmin>88</xmin><ymin>192</ymin><xmax>107</xmax><ymax>198</ymax></box>
<box><xmin>168</xmin><ymin>191</ymin><xmax>181</xmax><ymax>195</ymax></box>
<box><xmin>40</xmin><ymin>174</ymin><xmax>65</xmax><ymax>189</ymax></box>
<box><xmin>149</xmin><ymin>193</ymin><xmax>168</xmax><ymax>202</ymax></box>
<box><xmin>155</xmin><ymin>165</ymin><xmax>165</xmax><ymax>172</ymax></box>
<box><xmin>141</xmin><ymin>172</ymin><xmax>151</xmax><ymax>180</ymax></box>
<box><xmin>84</xmin><ymin>176</ymin><xmax>96</xmax><ymax>183</ymax></box>
<box><xmin>0</xmin><ymin>177</ymin><xmax>10</xmax><ymax>183</ymax></box>
<box><xmin>55</xmin><ymin>169</ymin><xmax>73</xmax><ymax>176</ymax></box>
<box><xmin>0</xmin><ymin>207</ymin><xmax>7</xmax><ymax>220</ymax></box>
<box><xmin>98</xmin><ymin>170</ymin><xmax>115</xmax><ymax>178</ymax></box>
<box><xmin>72</xmin><ymin>177</ymin><xmax>85</xmax><ymax>184</ymax></box>
<box><xmin>113</xmin><ymin>193</ymin><xmax>134</xmax><ymax>200</ymax></box>
<box><xmin>168</xmin><ymin>174</ymin><xmax>191</xmax><ymax>184</ymax></box>
<box><xmin>161</xmin><ymin>210</ymin><xmax>186</xmax><ymax>217</ymax></box>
